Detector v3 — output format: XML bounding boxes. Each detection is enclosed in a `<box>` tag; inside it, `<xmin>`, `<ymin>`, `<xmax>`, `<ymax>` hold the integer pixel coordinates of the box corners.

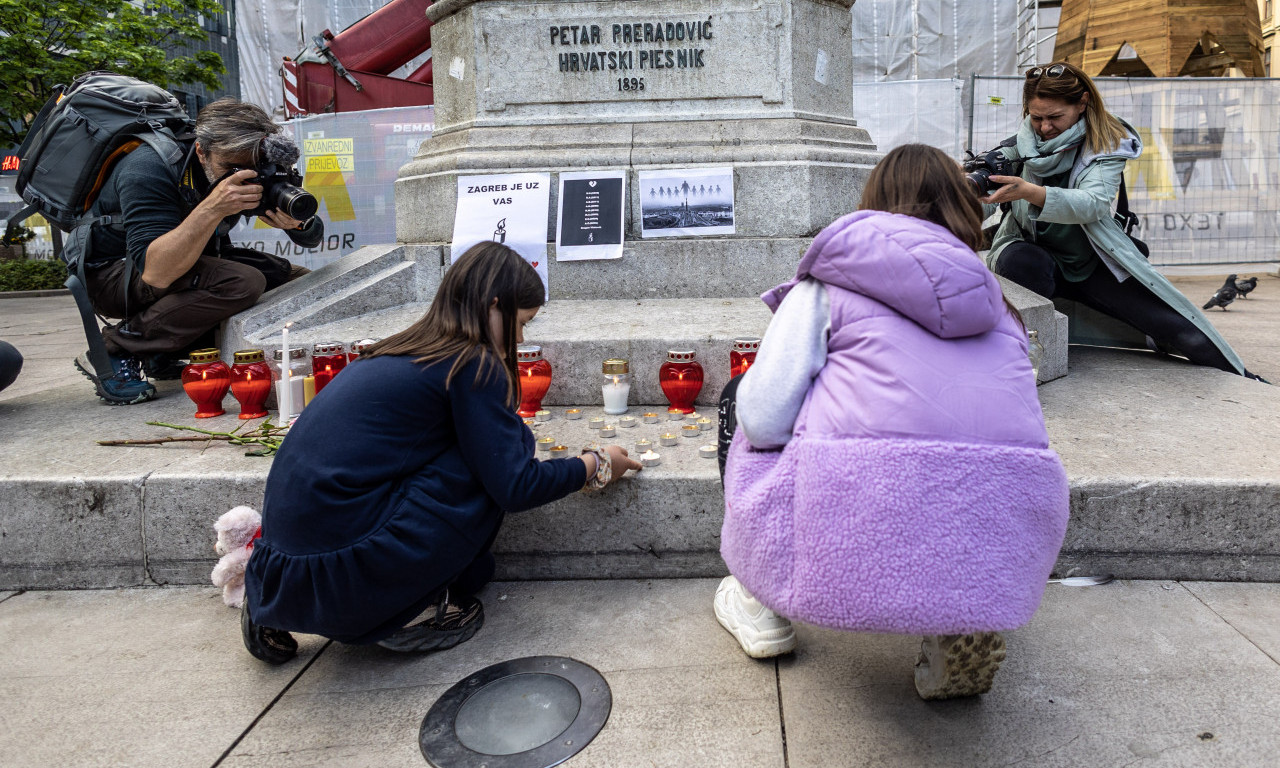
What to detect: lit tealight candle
<box><xmin>640</xmin><ymin>450</ymin><xmax>662</xmax><ymax>467</ymax></box>
<box><xmin>642</xmin><ymin>412</ymin><xmax>661</xmax><ymax>423</ymax></box>
<box><xmin>619</xmin><ymin>416</ymin><xmax>637</xmax><ymax>428</ymax></box>
<box><xmin>537</xmin><ymin>437</ymin><xmax>556</xmax><ymax>452</ymax></box>
<box><xmin>668</xmin><ymin>408</ymin><xmax>685</xmax><ymax>420</ymax></box>
<box><xmin>565</xmin><ymin>408</ymin><xmax>583</xmax><ymax>420</ymax></box>
<box><xmin>635</xmin><ymin>438</ymin><xmax>654</xmax><ymax>453</ymax></box>
<box><xmin>550</xmin><ymin>445</ymin><xmax>569</xmax><ymax>459</ymax></box>
<box><xmin>523</xmin><ymin>417</ymin><xmax>536</xmax><ymax>427</ymax></box>
<box><xmin>686</xmin><ymin>412</ymin><xmax>701</xmax><ymax>422</ymax></box>
<box><xmin>682</xmin><ymin>424</ymin><xmax>701</xmax><ymax>438</ymax></box>
<box><xmin>697</xmin><ymin>417</ymin><xmax>714</xmax><ymax>431</ymax></box>
<box><xmin>535</xmin><ymin>409</ymin><xmax>552</xmax><ymax>422</ymax></box>
<box><xmin>660</xmin><ymin>433</ymin><xmax>679</xmax><ymax>446</ymax></box>
<box><xmin>699</xmin><ymin>445</ymin><xmax>717</xmax><ymax>459</ymax></box>
<box><xmin>588</xmin><ymin>417</ymin><xmax>605</xmax><ymax>430</ymax></box>
<box><xmin>599</xmin><ymin>425</ymin><xmax>616</xmax><ymax>437</ymax></box>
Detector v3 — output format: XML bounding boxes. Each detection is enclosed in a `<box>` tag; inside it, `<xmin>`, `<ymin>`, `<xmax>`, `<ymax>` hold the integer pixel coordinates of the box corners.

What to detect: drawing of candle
<box><xmin>494</xmin><ymin>218</ymin><xmax>507</xmax><ymax>243</ymax></box>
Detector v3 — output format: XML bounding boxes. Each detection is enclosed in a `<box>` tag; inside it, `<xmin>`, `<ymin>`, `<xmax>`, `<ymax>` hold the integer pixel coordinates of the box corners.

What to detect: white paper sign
<box><xmin>555</xmin><ymin>170</ymin><xmax>626</xmax><ymax>261</ymax></box>
<box><xmin>452</xmin><ymin>173</ymin><xmax>551</xmax><ymax>294</ymax></box>
<box><xmin>639</xmin><ymin>167</ymin><xmax>736</xmax><ymax>238</ymax></box>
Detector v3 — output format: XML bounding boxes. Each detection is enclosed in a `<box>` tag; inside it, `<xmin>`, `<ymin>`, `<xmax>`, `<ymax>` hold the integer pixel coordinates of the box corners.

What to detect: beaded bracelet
<box><xmin>580</xmin><ymin>446</ymin><xmax>611</xmax><ymax>492</ymax></box>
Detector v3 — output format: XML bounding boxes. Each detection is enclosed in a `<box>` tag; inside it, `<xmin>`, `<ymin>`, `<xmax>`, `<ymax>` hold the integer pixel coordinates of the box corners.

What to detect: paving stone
<box><xmin>1182</xmin><ymin>581</ymin><xmax>1280</xmax><ymax>665</ymax></box>
<box><xmin>220</xmin><ymin>579</ymin><xmax>784</xmax><ymax>768</ymax></box>
<box><xmin>0</xmin><ymin>587</ymin><xmax>326</xmax><ymax>768</ymax></box>
<box><xmin>776</xmin><ymin>580</ymin><xmax>1280</xmax><ymax>768</ymax></box>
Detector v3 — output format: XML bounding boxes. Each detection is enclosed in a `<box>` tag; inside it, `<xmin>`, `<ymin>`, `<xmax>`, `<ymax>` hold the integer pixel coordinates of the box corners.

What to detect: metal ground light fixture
<box><xmin>420</xmin><ymin>656</ymin><xmax>612</xmax><ymax>768</ymax></box>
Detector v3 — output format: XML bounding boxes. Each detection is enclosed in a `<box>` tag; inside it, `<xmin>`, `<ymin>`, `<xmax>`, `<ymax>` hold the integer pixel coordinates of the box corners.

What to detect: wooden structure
<box><xmin>1054</xmin><ymin>0</ymin><xmax>1265</xmax><ymax>77</ymax></box>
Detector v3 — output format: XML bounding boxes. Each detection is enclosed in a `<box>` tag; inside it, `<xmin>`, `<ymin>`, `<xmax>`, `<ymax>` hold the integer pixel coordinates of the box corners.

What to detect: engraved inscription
<box><xmin>549</xmin><ymin>17</ymin><xmax>714</xmax><ymax>84</ymax></box>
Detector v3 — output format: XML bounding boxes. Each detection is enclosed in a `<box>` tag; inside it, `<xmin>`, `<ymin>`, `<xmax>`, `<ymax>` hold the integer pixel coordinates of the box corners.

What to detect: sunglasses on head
<box><xmin>1026</xmin><ymin>64</ymin><xmax>1068</xmax><ymax>79</ymax></box>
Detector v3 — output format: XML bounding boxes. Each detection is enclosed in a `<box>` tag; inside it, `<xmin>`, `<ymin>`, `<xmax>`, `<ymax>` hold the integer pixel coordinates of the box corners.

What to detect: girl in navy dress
<box><xmin>242</xmin><ymin>242</ymin><xmax>641</xmax><ymax>663</ymax></box>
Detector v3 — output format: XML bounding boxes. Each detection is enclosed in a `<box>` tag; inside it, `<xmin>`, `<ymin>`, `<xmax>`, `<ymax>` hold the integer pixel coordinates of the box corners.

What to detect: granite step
<box><xmin>0</xmin><ymin>348</ymin><xmax>1276</xmax><ymax>590</ymax></box>
<box><xmin>224</xmin><ymin>244</ymin><xmax>1069</xmax><ymax>408</ymax></box>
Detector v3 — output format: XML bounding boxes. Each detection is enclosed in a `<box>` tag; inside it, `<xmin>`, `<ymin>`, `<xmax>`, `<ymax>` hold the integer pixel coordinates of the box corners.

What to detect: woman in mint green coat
<box><xmin>981</xmin><ymin>62</ymin><xmax>1255</xmax><ymax>378</ymax></box>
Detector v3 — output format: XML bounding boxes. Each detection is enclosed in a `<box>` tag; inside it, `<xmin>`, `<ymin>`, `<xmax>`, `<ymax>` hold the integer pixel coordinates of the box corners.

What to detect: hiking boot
<box><xmin>141</xmin><ymin>352</ymin><xmax>186</xmax><ymax>381</ymax></box>
<box><xmin>74</xmin><ymin>351</ymin><xmax>157</xmax><ymax>405</ymax></box>
<box><xmin>914</xmin><ymin>632</ymin><xmax>1006</xmax><ymax>700</ymax></box>
<box><xmin>713</xmin><ymin>575</ymin><xmax>796</xmax><ymax>658</ymax></box>
<box><xmin>240</xmin><ymin>601</ymin><xmax>298</xmax><ymax>665</ymax></box>
<box><xmin>377</xmin><ymin>592</ymin><xmax>484</xmax><ymax>653</ymax></box>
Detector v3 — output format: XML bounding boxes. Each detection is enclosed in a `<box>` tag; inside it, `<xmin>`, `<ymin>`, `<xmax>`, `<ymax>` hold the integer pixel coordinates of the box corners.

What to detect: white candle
<box><xmin>640</xmin><ymin>450</ymin><xmax>662</xmax><ymax>467</ymax></box>
<box><xmin>602</xmin><ymin>374</ymin><xmax>630</xmax><ymax>414</ymax></box>
<box><xmin>278</xmin><ymin>322</ymin><xmax>294</xmax><ymax>423</ymax></box>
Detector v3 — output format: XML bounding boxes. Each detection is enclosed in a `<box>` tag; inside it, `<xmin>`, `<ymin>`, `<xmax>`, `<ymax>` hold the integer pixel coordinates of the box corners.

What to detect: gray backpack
<box><xmin>5</xmin><ymin>72</ymin><xmax>196</xmax><ymax>380</ymax></box>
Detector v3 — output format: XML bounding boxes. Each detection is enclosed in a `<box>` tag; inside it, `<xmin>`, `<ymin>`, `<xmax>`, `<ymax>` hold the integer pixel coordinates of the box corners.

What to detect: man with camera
<box><xmin>78</xmin><ymin>98</ymin><xmax>322</xmax><ymax>404</ymax></box>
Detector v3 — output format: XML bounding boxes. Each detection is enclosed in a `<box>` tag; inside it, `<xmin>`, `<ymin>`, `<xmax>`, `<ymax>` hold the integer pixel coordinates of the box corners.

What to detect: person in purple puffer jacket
<box><xmin>715</xmin><ymin>144</ymin><xmax>1070</xmax><ymax>700</ymax></box>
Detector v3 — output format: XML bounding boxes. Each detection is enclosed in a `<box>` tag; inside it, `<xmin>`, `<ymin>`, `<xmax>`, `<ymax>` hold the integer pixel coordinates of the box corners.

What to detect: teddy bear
<box><xmin>211</xmin><ymin>505</ymin><xmax>262</xmax><ymax>608</ymax></box>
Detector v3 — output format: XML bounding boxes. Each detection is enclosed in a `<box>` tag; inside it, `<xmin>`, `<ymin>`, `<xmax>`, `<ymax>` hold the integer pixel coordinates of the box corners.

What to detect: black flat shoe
<box><xmin>241</xmin><ymin>600</ymin><xmax>298</xmax><ymax>665</ymax></box>
<box><xmin>377</xmin><ymin>592</ymin><xmax>484</xmax><ymax>653</ymax></box>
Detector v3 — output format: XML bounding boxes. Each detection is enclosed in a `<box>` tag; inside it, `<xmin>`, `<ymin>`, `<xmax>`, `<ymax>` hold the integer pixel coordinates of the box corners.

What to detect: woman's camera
<box><xmin>962</xmin><ymin>148</ymin><xmax>1023</xmax><ymax>196</ymax></box>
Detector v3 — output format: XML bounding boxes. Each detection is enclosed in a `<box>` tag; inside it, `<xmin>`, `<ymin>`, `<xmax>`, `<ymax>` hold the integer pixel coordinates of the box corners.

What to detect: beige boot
<box><xmin>913</xmin><ymin>631</ymin><xmax>1006</xmax><ymax>700</ymax></box>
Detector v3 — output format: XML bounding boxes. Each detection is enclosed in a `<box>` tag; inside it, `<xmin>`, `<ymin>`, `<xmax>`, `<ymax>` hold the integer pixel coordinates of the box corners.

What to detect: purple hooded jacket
<box><xmin>721</xmin><ymin>210</ymin><xmax>1070</xmax><ymax>634</ymax></box>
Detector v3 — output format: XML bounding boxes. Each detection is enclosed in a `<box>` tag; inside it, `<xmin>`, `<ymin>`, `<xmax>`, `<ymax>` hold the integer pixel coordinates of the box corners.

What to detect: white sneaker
<box><xmin>713</xmin><ymin>575</ymin><xmax>797</xmax><ymax>658</ymax></box>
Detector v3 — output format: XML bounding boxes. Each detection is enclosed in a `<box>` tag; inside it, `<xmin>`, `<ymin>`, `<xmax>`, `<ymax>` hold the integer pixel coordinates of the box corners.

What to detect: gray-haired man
<box><xmin>78</xmin><ymin>99</ymin><xmax>323</xmax><ymax>404</ymax></box>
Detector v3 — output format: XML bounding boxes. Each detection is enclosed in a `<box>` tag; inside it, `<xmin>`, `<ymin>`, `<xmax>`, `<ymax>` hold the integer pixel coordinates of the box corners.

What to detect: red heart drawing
<box><xmin>531</xmin><ymin>261</ymin><xmax>540</xmax><ymax>268</ymax></box>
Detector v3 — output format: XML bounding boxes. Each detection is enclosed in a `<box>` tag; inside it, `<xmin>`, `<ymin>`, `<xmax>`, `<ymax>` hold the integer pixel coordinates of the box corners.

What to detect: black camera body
<box><xmin>244</xmin><ymin>163</ymin><xmax>318</xmax><ymax>221</ymax></box>
<box><xmin>962</xmin><ymin>148</ymin><xmax>1023</xmax><ymax>196</ymax></box>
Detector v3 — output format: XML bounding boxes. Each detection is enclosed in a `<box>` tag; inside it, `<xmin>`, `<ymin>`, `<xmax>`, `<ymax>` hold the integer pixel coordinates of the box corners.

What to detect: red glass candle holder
<box><xmin>181</xmin><ymin>348</ymin><xmax>231</xmax><ymax>418</ymax></box>
<box><xmin>659</xmin><ymin>350</ymin><xmax>703</xmax><ymax>414</ymax></box>
<box><xmin>730</xmin><ymin>337</ymin><xmax>761</xmax><ymax>378</ymax></box>
<box><xmin>348</xmin><ymin>337</ymin><xmax>381</xmax><ymax>362</ymax></box>
<box><xmin>517</xmin><ymin>344</ymin><xmax>553</xmax><ymax>417</ymax></box>
<box><xmin>312</xmin><ymin>341</ymin><xmax>348</xmax><ymax>394</ymax></box>
<box><xmin>230</xmin><ymin>349</ymin><xmax>273</xmax><ymax>420</ymax></box>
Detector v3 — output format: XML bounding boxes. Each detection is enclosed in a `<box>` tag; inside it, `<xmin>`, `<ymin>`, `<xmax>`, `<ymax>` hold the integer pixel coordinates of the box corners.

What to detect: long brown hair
<box><xmin>858</xmin><ymin>143</ymin><xmax>985</xmax><ymax>251</ymax></box>
<box><xmin>858</xmin><ymin>144</ymin><xmax>1024</xmax><ymax>328</ymax></box>
<box><xmin>1023</xmin><ymin>61</ymin><xmax>1127</xmax><ymax>156</ymax></box>
<box><xmin>363</xmin><ymin>241</ymin><xmax>545</xmax><ymax>407</ymax></box>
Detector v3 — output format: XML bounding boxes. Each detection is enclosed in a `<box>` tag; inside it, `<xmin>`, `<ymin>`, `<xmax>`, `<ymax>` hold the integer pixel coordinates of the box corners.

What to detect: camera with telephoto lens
<box><xmin>244</xmin><ymin>164</ymin><xmax>317</xmax><ymax>221</ymax></box>
<box><xmin>225</xmin><ymin>134</ymin><xmax>319</xmax><ymax>221</ymax></box>
<box><xmin>962</xmin><ymin>147</ymin><xmax>1023</xmax><ymax>196</ymax></box>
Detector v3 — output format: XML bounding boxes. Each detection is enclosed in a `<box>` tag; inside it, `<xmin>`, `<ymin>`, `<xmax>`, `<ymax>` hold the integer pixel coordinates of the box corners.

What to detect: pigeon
<box><xmin>1234</xmin><ymin>276</ymin><xmax>1258</xmax><ymax>298</ymax></box>
<box><xmin>1202</xmin><ymin>274</ymin><xmax>1238</xmax><ymax>311</ymax></box>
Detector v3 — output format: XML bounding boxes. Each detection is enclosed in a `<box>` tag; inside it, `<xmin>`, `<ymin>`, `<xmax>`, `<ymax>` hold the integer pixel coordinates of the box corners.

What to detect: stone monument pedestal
<box><xmin>226</xmin><ymin>0</ymin><xmax>1067</xmax><ymax>401</ymax></box>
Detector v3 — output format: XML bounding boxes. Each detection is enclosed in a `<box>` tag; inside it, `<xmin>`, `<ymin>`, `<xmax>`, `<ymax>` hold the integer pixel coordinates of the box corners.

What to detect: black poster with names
<box><xmin>556</xmin><ymin>172</ymin><xmax>625</xmax><ymax>259</ymax></box>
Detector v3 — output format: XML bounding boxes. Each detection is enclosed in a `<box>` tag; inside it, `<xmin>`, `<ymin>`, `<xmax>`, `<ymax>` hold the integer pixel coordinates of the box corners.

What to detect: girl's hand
<box><xmin>980</xmin><ymin>176</ymin><xmax>1047</xmax><ymax>208</ymax></box>
<box><xmin>604</xmin><ymin>445</ymin><xmax>643</xmax><ymax>483</ymax></box>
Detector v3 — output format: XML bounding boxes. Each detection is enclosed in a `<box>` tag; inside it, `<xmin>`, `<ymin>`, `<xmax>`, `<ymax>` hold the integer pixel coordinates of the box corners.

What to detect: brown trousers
<box><xmin>86</xmin><ymin>256</ymin><xmax>269</xmax><ymax>357</ymax></box>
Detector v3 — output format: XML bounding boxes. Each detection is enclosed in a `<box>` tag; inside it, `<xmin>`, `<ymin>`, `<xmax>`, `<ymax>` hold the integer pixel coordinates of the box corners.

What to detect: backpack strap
<box><xmin>3</xmin><ymin>203</ymin><xmax>39</xmax><ymax>245</ymax></box>
<box><xmin>51</xmin><ymin>215</ymin><xmax>118</xmax><ymax>381</ymax></box>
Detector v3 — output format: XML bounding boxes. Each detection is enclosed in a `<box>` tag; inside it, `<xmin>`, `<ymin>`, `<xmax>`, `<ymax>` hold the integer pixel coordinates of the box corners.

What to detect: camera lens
<box><xmin>269</xmin><ymin>183</ymin><xmax>318</xmax><ymax>221</ymax></box>
<box><xmin>966</xmin><ymin>170</ymin><xmax>993</xmax><ymax>195</ymax></box>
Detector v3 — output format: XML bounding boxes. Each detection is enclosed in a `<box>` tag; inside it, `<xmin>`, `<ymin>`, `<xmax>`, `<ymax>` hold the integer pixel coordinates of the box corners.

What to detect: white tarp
<box><xmin>970</xmin><ymin>76</ymin><xmax>1280</xmax><ymax>268</ymax></box>
<box><xmin>237</xmin><ymin>1</ymin><xmax>430</xmax><ymax>118</ymax></box>
<box><xmin>851</xmin><ymin>0</ymin><xmax>1018</xmax><ymax>82</ymax></box>
<box><xmin>852</xmin><ymin>79</ymin><xmax>965</xmax><ymax>157</ymax></box>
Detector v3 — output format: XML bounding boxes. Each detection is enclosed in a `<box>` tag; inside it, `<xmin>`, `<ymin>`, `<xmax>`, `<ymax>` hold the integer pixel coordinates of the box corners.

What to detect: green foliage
<box><xmin>0</xmin><ymin>0</ymin><xmax>227</xmax><ymax>147</ymax></box>
<box><xmin>0</xmin><ymin>259</ymin><xmax>68</xmax><ymax>291</ymax></box>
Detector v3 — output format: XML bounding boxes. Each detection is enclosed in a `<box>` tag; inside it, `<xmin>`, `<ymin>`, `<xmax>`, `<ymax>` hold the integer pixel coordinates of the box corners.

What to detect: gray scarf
<box><xmin>1017</xmin><ymin>116</ymin><xmax>1086</xmax><ymax>179</ymax></box>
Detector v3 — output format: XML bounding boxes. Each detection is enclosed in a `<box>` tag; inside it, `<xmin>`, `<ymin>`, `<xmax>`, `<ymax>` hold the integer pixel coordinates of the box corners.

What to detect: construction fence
<box><xmin>861</xmin><ymin>75</ymin><xmax>1280</xmax><ymax>268</ymax></box>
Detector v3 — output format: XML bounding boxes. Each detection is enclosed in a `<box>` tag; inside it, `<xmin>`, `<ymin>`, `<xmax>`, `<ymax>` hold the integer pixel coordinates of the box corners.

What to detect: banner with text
<box><xmin>228</xmin><ymin>105</ymin><xmax>434</xmax><ymax>270</ymax></box>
